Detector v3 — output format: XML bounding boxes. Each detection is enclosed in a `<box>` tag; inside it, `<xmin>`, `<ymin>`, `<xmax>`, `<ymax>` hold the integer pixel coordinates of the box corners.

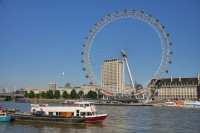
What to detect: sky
<box><xmin>0</xmin><ymin>0</ymin><xmax>200</xmax><ymax>91</ymax></box>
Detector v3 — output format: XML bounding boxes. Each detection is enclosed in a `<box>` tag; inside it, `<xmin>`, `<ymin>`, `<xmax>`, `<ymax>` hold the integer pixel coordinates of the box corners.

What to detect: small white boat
<box><xmin>0</xmin><ymin>112</ymin><xmax>12</xmax><ymax>122</ymax></box>
<box><xmin>162</xmin><ymin>101</ymin><xmax>178</xmax><ymax>107</ymax></box>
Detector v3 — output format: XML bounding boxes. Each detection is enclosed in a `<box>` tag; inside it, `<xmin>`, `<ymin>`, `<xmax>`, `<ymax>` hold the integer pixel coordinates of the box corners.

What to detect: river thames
<box><xmin>0</xmin><ymin>101</ymin><xmax>200</xmax><ymax>133</ymax></box>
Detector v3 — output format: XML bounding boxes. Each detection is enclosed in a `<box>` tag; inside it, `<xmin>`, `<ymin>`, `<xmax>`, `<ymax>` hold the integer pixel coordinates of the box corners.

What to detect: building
<box><xmin>49</xmin><ymin>82</ymin><xmax>56</xmax><ymax>93</ymax></box>
<box><xmin>65</xmin><ymin>83</ymin><xmax>71</xmax><ymax>88</ymax></box>
<box><xmin>56</xmin><ymin>85</ymin><xmax>97</xmax><ymax>96</ymax></box>
<box><xmin>151</xmin><ymin>73</ymin><xmax>200</xmax><ymax>100</ymax></box>
<box><xmin>102</xmin><ymin>59</ymin><xmax>123</xmax><ymax>95</ymax></box>
<box><xmin>26</xmin><ymin>88</ymin><xmax>47</xmax><ymax>94</ymax></box>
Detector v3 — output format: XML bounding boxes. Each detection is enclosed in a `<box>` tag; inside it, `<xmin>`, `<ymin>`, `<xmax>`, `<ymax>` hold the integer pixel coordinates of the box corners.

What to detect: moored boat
<box><xmin>31</xmin><ymin>101</ymin><xmax>108</xmax><ymax>123</ymax></box>
<box><xmin>184</xmin><ymin>101</ymin><xmax>200</xmax><ymax>107</ymax></box>
<box><xmin>12</xmin><ymin>112</ymin><xmax>86</xmax><ymax>124</ymax></box>
<box><xmin>0</xmin><ymin>112</ymin><xmax>13</xmax><ymax>122</ymax></box>
<box><xmin>162</xmin><ymin>101</ymin><xmax>178</xmax><ymax>107</ymax></box>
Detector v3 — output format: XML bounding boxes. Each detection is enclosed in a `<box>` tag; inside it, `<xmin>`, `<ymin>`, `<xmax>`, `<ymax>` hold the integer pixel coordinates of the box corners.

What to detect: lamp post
<box><xmin>62</xmin><ymin>72</ymin><xmax>64</xmax><ymax>99</ymax></box>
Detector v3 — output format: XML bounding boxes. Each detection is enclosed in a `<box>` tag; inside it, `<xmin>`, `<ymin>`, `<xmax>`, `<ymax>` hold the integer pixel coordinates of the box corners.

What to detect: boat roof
<box><xmin>74</xmin><ymin>101</ymin><xmax>94</xmax><ymax>104</ymax></box>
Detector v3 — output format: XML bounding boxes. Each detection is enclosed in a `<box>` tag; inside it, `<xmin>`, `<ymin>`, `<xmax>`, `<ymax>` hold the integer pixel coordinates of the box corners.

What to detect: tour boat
<box><xmin>162</xmin><ymin>101</ymin><xmax>178</xmax><ymax>107</ymax></box>
<box><xmin>0</xmin><ymin>112</ymin><xmax>13</xmax><ymax>122</ymax></box>
<box><xmin>31</xmin><ymin>101</ymin><xmax>108</xmax><ymax>122</ymax></box>
<box><xmin>62</xmin><ymin>100</ymin><xmax>79</xmax><ymax>105</ymax></box>
<box><xmin>184</xmin><ymin>101</ymin><xmax>200</xmax><ymax>107</ymax></box>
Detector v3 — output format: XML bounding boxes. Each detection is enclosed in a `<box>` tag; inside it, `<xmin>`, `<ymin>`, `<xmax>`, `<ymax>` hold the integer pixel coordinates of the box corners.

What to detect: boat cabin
<box><xmin>31</xmin><ymin>102</ymin><xmax>98</xmax><ymax>117</ymax></box>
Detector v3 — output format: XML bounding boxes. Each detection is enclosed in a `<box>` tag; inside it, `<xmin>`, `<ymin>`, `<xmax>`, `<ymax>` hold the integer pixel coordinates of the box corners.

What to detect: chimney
<box><xmin>198</xmin><ymin>72</ymin><xmax>199</xmax><ymax>84</ymax></box>
<box><xmin>179</xmin><ymin>74</ymin><xmax>181</xmax><ymax>82</ymax></box>
<box><xmin>171</xmin><ymin>74</ymin><xmax>173</xmax><ymax>82</ymax></box>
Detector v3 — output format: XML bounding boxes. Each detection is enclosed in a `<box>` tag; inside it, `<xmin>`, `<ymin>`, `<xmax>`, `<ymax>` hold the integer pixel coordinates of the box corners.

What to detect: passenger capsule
<box><xmin>162</xmin><ymin>25</ymin><xmax>165</xmax><ymax>29</ymax></box>
<box><xmin>169</xmin><ymin>42</ymin><xmax>172</xmax><ymax>45</ymax></box>
<box><xmin>149</xmin><ymin>14</ymin><xmax>152</xmax><ymax>17</ymax></box>
<box><xmin>166</xmin><ymin>33</ymin><xmax>170</xmax><ymax>37</ymax></box>
<box><xmin>141</xmin><ymin>10</ymin><xmax>144</xmax><ymax>14</ymax></box>
<box><xmin>165</xmin><ymin>70</ymin><xmax>168</xmax><ymax>73</ymax></box>
<box><xmin>85</xmin><ymin>75</ymin><xmax>89</xmax><ymax>78</ymax></box>
<box><xmin>156</xmin><ymin>19</ymin><xmax>159</xmax><ymax>22</ymax></box>
<box><xmin>116</xmin><ymin>11</ymin><xmax>119</xmax><ymax>14</ymax></box>
<box><xmin>82</xmin><ymin>68</ymin><xmax>86</xmax><ymax>71</ymax></box>
<box><xmin>170</xmin><ymin>51</ymin><xmax>173</xmax><ymax>54</ymax></box>
<box><xmin>168</xmin><ymin>60</ymin><xmax>172</xmax><ymax>64</ymax></box>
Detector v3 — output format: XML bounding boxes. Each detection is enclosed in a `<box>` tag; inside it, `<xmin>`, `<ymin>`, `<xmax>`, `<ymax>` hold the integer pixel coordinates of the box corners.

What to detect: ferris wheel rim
<box><xmin>82</xmin><ymin>9</ymin><xmax>171</xmax><ymax>90</ymax></box>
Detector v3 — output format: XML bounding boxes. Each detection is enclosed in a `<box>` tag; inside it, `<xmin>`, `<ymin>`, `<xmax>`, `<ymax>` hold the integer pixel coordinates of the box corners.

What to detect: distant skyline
<box><xmin>0</xmin><ymin>0</ymin><xmax>200</xmax><ymax>91</ymax></box>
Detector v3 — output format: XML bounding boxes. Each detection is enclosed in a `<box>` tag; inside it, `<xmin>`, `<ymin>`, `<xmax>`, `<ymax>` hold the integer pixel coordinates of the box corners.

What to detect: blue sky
<box><xmin>0</xmin><ymin>0</ymin><xmax>199</xmax><ymax>91</ymax></box>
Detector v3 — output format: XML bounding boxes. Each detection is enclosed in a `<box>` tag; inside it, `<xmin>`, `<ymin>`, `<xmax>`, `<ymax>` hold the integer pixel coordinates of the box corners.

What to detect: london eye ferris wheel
<box><xmin>81</xmin><ymin>9</ymin><xmax>173</xmax><ymax>98</ymax></box>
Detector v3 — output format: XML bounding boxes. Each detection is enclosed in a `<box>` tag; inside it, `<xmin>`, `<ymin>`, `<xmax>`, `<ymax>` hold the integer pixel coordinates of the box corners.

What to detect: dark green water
<box><xmin>0</xmin><ymin>101</ymin><xmax>200</xmax><ymax>133</ymax></box>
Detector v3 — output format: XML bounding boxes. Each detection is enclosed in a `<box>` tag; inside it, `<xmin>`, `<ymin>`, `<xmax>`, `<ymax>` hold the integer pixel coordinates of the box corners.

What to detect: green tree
<box><xmin>24</xmin><ymin>92</ymin><xmax>29</xmax><ymax>98</ymax></box>
<box><xmin>15</xmin><ymin>90</ymin><xmax>20</xmax><ymax>94</ymax></box>
<box><xmin>78</xmin><ymin>91</ymin><xmax>84</xmax><ymax>99</ymax></box>
<box><xmin>35</xmin><ymin>93</ymin><xmax>40</xmax><ymax>99</ymax></box>
<box><xmin>41</xmin><ymin>92</ymin><xmax>47</xmax><ymax>98</ymax></box>
<box><xmin>29</xmin><ymin>91</ymin><xmax>34</xmax><ymax>98</ymax></box>
<box><xmin>87</xmin><ymin>90</ymin><xmax>97</xmax><ymax>99</ymax></box>
<box><xmin>70</xmin><ymin>89</ymin><xmax>77</xmax><ymax>99</ymax></box>
<box><xmin>47</xmin><ymin>90</ymin><xmax>54</xmax><ymax>99</ymax></box>
<box><xmin>54</xmin><ymin>90</ymin><xmax>61</xmax><ymax>99</ymax></box>
<box><xmin>62</xmin><ymin>91</ymin><xmax>70</xmax><ymax>99</ymax></box>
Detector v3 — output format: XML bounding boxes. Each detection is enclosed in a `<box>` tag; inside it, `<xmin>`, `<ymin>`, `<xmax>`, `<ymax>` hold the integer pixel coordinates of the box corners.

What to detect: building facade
<box><xmin>102</xmin><ymin>59</ymin><xmax>123</xmax><ymax>95</ymax></box>
<box><xmin>49</xmin><ymin>82</ymin><xmax>56</xmax><ymax>93</ymax></box>
<box><xmin>152</xmin><ymin>73</ymin><xmax>200</xmax><ymax>100</ymax></box>
<box><xmin>56</xmin><ymin>85</ymin><xmax>97</xmax><ymax>96</ymax></box>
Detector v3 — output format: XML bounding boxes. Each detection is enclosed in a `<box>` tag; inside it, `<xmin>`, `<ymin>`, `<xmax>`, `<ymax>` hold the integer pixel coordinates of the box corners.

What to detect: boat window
<box><xmin>85</xmin><ymin>104</ymin><xmax>90</xmax><ymax>107</ymax></box>
<box><xmin>81</xmin><ymin>112</ymin><xmax>85</xmax><ymax>116</ymax></box>
<box><xmin>0</xmin><ymin>114</ymin><xmax>5</xmax><ymax>116</ymax></box>
<box><xmin>56</xmin><ymin>112</ymin><xmax>59</xmax><ymax>116</ymax></box>
<box><xmin>87</xmin><ymin>112</ymin><xmax>92</xmax><ymax>116</ymax></box>
<box><xmin>80</xmin><ymin>104</ymin><xmax>84</xmax><ymax>107</ymax></box>
<box><xmin>49</xmin><ymin>112</ymin><xmax>53</xmax><ymax>116</ymax></box>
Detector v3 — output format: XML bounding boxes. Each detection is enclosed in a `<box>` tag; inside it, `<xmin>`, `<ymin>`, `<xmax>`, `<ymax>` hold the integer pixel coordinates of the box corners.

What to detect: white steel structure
<box><xmin>82</xmin><ymin>9</ymin><xmax>173</xmax><ymax>98</ymax></box>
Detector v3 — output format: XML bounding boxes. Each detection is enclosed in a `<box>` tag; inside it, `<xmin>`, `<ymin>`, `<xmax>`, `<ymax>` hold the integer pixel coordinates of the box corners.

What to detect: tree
<box><xmin>54</xmin><ymin>90</ymin><xmax>61</xmax><ymax>99</ymax></box>
<box><xmin>87</xmin><ymin>90</ymin><xmax>97</xmax><ymax>99</ymax></box>
<box><xmin>70</xmin><ymin>89</ymin><xmax>77</xmax><ymax>99</ymax></box>
<box><xmin>29</xmin><ymin>91</ymin><xmax>34</xmax><ymax>98</ymax></box>
<box><xmin>24</xmin><ymin>92</ymin><xmax>29</xmax><ymax>98</ymax></box>
<box><xmin>35</xmin><ymin>93</ymin><xmax>40</xmax><ymax>99</ymax></box>
<box><xmin>78</xmin><ymin>91</ymin><xmax>84</xmax><ymax>99</ymax></box>
<box><xmin>62</xmin><ymin>91</ymin><xmax>70</xmax><ymax>99</ymax></box>
<box><xmin>41</xmin><ymin>92</ymin><xmax>47</xmax><ymax>98</ymax></box>
<box><xmin>47</xmin><ymin>90</ymin><xmax>54</xmax><ymax>99</ymax></box>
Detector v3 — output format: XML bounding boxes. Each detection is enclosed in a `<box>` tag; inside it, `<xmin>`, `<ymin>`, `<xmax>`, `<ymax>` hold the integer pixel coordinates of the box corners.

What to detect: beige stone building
<box><xmin>49</xmin><ymin>82</ymin><xmax>56</xmax><ymax>93</ymax></box>
<box><xmin>102</xmin><ymin>59</ymin><xmax>123</xmax><ymax>94</ymax></box>
<box><xmin>56</xmin><ymin>85</ymin><xmax>97</xmax><ymax>96</ymax></box>
<box><xmin>152</xmin><ymin>73</ymin><xmax>200</xmax><ymax>100</ymax></box>
<box><xmin>26</xmin><ymin>88</ymin><xmax>47</xmax><ymax>94</ymax></box>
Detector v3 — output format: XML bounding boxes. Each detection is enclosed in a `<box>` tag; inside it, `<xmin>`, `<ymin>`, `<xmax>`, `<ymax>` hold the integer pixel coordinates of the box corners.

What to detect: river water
<box><xmin>0</xmin><ymin>101</ymin><xmax>200</xmax><ymax>133</ymax></box>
